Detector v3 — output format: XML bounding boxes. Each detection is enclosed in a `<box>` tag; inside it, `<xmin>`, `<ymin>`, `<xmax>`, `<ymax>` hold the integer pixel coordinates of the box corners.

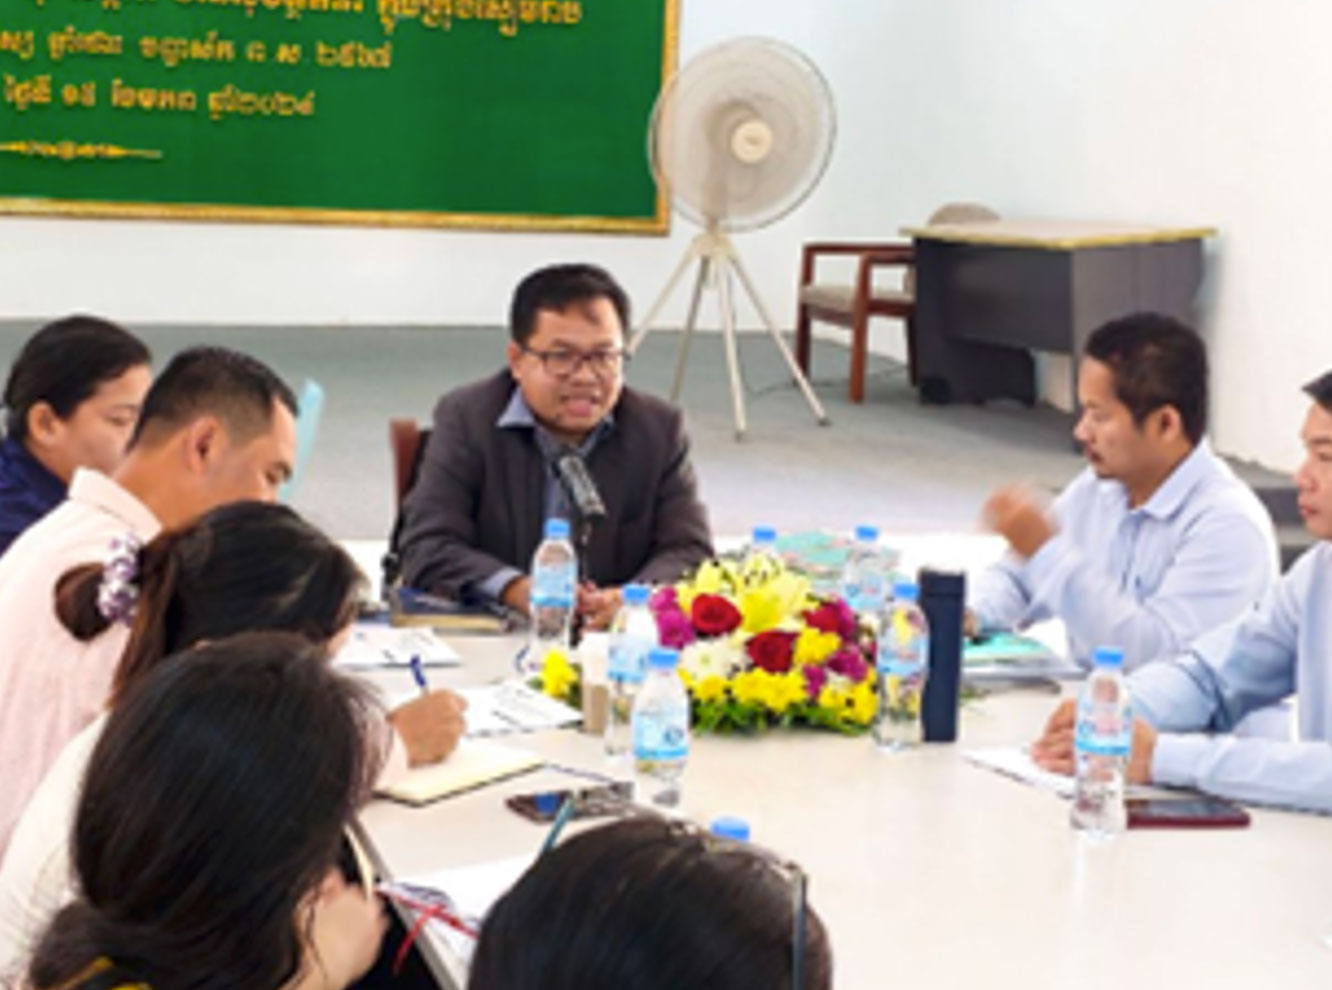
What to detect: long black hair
<box><xmin>55</xmin><ymin>500</ymin><xmax>364</xmax><ymax>703</ymax></box>
<box><xmin>468</xmin><ymin>817</ymin><xmax>833</xmax><ymax>990</ymax></box>
<box><xmin>2</xmin><ymin>315</ymin><xmax>150</xmax><ymax>441</ymax></box>
<box><xmin>27</xmin><ymin>632</ymin><xmax>386</xmax><ymax>990</ymax></box>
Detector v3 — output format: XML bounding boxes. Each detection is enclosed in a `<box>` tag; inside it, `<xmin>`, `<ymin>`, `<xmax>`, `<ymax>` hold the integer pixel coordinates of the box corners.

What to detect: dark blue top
<box><xmin>0</xmin><ymin>434</ymin><xmax>65</xmax><ymax>557</ymax></box>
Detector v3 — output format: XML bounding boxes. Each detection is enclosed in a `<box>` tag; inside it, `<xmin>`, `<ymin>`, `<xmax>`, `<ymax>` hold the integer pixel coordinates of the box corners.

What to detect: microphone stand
<box><xmin>568</xmin><ymin>504</ymin><xmax>598</xmax><ymax>646</ymax></box>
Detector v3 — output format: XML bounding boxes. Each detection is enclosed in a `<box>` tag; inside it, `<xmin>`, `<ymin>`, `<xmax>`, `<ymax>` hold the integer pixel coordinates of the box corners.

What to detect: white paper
<box><xmin>964</xmin><ymin>745</ymin><xmax>1078</xmax><ymax>798</ymax></box>
<box><xmin>394</xmin><ymin>855</ymin><xmax>534</xmax><ymax>965</ymax></box>
<box><xmin>333</xmin><ymin>623</ymin><xmax>460</xmax><ymax>669</ymax></box>
<box><xmin>459</xmin><ymin>681</ymin><xmax>582</xmax><ymax>736</ymax></box>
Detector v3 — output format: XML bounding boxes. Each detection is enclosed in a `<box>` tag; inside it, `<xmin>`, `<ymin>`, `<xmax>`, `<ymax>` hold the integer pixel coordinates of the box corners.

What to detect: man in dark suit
<box><xmin>399</xmin><ymin>263</ymin><xmax>713</xmax><ymax>629</ymax></box>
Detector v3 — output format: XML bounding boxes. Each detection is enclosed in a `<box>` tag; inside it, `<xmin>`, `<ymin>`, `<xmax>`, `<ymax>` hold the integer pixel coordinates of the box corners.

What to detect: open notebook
<box><xmin>376</xmin><ymin>739</ymin><xmax>545</xmax><ymax>806</ymax></box>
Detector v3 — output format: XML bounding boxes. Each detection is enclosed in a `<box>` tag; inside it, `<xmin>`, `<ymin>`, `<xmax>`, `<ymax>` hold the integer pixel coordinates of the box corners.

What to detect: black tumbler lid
<box><xmin>917</xmin><ymin>568</ymin><xmax>966</xmax><ymax>597</ymax></box>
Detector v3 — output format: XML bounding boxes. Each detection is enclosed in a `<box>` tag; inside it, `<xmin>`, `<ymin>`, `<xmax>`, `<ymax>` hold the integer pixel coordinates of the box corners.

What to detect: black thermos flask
<box><xmin>918</xmin><ymin>568</ymin><xmax>965</xmax><ymax>742</ymax></box>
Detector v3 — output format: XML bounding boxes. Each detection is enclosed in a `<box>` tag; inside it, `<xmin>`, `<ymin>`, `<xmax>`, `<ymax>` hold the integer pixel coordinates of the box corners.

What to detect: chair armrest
<box><xmin>854</xmin><ymin>247</ymin><xmax>915</xmax><ymax>304</ymax></box>
<box><xmin>801</xmin><ymin>241</ymin><xmax>912</xmax><ymax>285</ymax></box>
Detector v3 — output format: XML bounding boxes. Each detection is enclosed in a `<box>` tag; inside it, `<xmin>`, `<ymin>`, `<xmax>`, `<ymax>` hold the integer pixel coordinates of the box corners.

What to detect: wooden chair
<box><xmin>384</xmin><ymin>418</ymin><xmax>431</xmax><ymax>593</ymax></box>
<box><xmin>389</xmin><ymin>418</ymin><xmax>430</xmax><ymax>508</ymax></box>
<box><xmin>795</xmin><ymin>203</ymin><xmax>999</xmax><ymax>403</ymax></box>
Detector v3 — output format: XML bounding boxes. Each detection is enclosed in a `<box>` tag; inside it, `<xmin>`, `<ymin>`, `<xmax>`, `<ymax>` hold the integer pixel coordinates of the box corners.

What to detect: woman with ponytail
<box><xmin>25</xmin><ymin>633</ymin><xmax>388</xmax><ymax>990</ymax></box>
<box><xmin>0</xmin><ymin>501</ymin><xmax>465</xmax><ymax>984</ymax></box>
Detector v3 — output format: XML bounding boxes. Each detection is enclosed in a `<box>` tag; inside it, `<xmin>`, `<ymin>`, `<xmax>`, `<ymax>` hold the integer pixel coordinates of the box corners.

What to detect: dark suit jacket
<box><xmin>399</xmin><ymin>371</ymin><xmax>713</xmax><ymax>599</ymax></box>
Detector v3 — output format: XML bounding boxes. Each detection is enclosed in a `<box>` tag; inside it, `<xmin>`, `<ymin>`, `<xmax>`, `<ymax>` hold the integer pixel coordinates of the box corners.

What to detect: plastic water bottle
<box><xmin>527</xmin><ymin>518</ymin><xmax>576</xmax><ymax>676</ymax></box>
<box><xmin>632</xmin><ymin>647</ymin><xmax>690</xmax><ymax>807</ymax></box>
<box><xmin>710</xmin><ymin>816</ymin><xmax>751</xmax><ymax>842</ymax></box>
<box><xmin>1071</xmin><ymin>646</ymin><xmax>1131</xmax><ymax>838</ymax></box>
<box><xmin>841</xmin><ymin>524</ymin><xmax>890</xmax><ymax>616</ymax></box>
<box><xmin>743</xmin><ymin>525</ymin><xmax>781</xmax><ymax>583</ymax></box>
<box><xmin>873</xmin><ymin>581</ymin><xmax>930</xmax><ymax>750</ymax></box>
<box><xmin>605</xmin><ymin>583</ymin><xmax>657</xmax><ymax>760</ymax></box>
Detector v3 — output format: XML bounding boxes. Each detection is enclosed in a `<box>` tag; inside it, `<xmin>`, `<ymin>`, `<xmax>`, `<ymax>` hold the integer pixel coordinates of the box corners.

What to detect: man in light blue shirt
<box><xmin>1033</xmin><ymin>371</ymin><xmax>1332</xmax><ymax>814</ymax></box>
<box><xmin>968</xmin><ymin>313</ymin><xmax>1277</xmax><ymax>671</ymax></box>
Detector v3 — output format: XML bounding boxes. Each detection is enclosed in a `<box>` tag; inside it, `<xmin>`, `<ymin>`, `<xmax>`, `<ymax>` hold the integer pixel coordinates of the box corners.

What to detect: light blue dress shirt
<box><xmin>969</xmin><ymin>441</ymin><xmax>1278</xmax><ymax>671</ymax></box>
<box><xmin>475</xmin><ymin>388</ymin><xmax>615</xmax><ymax>602</ymax></box>
<box><xmin>1131</xmin><ymin>541</ymin><xmax>1332</xmax><ymax>814</ymax></box>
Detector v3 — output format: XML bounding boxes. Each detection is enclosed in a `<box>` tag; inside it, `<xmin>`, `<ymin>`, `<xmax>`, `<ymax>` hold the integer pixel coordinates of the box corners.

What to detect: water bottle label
<box><xmin>877</xmin><ymin>658</ymin><xmax>925</xmax><ymax>678</ymax></box>
<box><xmin>876</xmin><ymin>637</ymin><xmax>928</xmax><ymax>677</ymax></box>
<box><xmin>531</xmin><ymin>564</ymin><xmax>574</xmax><ymax>609</ymax></box>
<box><xmin>608</xmin><ymin>640</ymin><xmax>648</xmax><ymax>684</ymax></box>
<box><xmin>1074</xmin><ymin>718</ymin><xmax>1131</xmax><ymax>757</ymax></box>
<box><xmin>633</xmin><ymin>715</ymin><xmax>688</xmax><ymax>761</ymax></box>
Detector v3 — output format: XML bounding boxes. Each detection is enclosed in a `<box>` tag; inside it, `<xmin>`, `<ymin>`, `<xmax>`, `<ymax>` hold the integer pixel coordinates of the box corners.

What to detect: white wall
<box><xmin>4</xmin><ymin>0</ymin><xmax>1328</xmax><ymax>470</ymax></box>
<box><xmin>810</xmin><ymin>0</ymin><xmax>1331</xmax><ymax>472</ymax></box>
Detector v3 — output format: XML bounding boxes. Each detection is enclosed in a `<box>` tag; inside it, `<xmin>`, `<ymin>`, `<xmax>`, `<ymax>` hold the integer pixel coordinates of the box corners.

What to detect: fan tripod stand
<box><xmin>627</xmin><ymin>228</ymin><xmax>830</xmax><ymax>439</ymax></box>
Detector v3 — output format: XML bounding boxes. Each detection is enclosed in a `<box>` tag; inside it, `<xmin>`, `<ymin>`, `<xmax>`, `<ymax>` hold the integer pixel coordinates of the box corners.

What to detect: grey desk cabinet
<box><xmin>902</xmin><ymin>220</ymin><xmax>1215</xmax><ymax>405</ymax></box>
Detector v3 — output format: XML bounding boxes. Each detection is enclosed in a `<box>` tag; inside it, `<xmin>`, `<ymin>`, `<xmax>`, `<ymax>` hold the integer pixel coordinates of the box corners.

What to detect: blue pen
<box><xmin>408</xmin><ymin>654</ymin><xmax>429</xmax><ymax>696</ymax></box>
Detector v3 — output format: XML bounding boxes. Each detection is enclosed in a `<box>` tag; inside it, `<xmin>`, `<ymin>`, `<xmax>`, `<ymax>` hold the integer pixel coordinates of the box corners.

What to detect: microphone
<box><xmin>552</xmin><ymin>448</ymin><xmax>606</xmax><ymax>524</ymax></box>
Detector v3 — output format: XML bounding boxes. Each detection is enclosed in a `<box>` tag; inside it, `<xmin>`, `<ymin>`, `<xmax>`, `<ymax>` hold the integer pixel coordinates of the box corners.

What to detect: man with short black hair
<box><xmin>968</xmin><ymin>313</ymin><xmax>1277</xmax><ymax>670</ymax></box>
<box><xmin>0</xmin><ymin>345</ymin><xmax>301</xmax><ymax>855</ymax></box>
<box><xmin>1032</xmin><ymin>370</ymin><xmax>1332</xmax><ymax>813</ymax></box>
<box><xmin>399</xmin><ymin>263</ymin><xmax>713</xmax><ymax>629</ymax></box>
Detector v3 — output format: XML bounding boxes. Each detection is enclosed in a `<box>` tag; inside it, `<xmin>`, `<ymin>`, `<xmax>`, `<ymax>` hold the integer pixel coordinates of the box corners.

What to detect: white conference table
<box><xmin>347</xmin><ymin>533</ymin><xmax>1332</xmax><ymax>989</ymax></box>
<box><xmin>355</xmin><ymin>639</ymin><xmax>1332</xmax><ymax>990</ymax></box>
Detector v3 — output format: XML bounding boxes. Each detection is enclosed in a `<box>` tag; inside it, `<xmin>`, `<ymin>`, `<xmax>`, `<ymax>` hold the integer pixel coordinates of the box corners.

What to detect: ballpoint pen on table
<box><xmin>408</xmin><ymin>654</ymin><xmax>429</xmax><ymax>696</ymax></box>
<box><xmin>539</xmin><ymin>795</ymin><xmax>577</xmax><ymax>856</ymax></box>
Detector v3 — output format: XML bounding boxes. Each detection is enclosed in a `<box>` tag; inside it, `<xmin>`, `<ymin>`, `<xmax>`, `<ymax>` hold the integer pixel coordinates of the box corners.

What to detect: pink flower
<box><xmin>650</xmin><ymin>586</ymin><xmax>679</xmax><ymax>613</ymax></box>
<box><xmin>831</xmin><ymin>599</ymin><xmax>860</xmax><ymax>641</ymax></box>
<box><xmin>803</xmin><ymin>664</ymin><xmax>828</xmax><ymax>701</ymax></box>
<box><xmin>827</xmin><ymin>647</ymin><xmax>869</xmax><ymax>683</ymax></box>
<box><xmin>655</xmin><ymin>607</ymin><xmax>696</xmax><ymax>650</ymax></box>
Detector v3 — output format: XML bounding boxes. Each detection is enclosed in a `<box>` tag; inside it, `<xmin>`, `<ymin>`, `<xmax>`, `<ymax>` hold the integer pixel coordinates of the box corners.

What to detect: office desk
<box><xmin>355</xmin><ymin>643</ymin><xmax>1332</xmax><ymax>990</ymax></box>
<box><xmin>901</xmin><ymin>220</ymin><xmax>1216</xmax><ymax>406</ymax></box>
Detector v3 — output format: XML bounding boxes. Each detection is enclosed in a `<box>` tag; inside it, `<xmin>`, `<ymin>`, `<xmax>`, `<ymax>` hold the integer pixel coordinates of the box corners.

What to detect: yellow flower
<box><xmin>731</xmin><ymin>669</ymin><xmax>768</xmax><ymax>706</ymax></box>
<box><xmin>739</xmin><ymin>587</ymin><xmax>785</xmax><ymax>633</ymax></box>
<box><xmin>762</xmin><ymin>671</ymin><xmax>807</xmax><ymax>715</ymax></box>
<box><xmin>847</xmin><ymin>680</ymin><xmax>878</xmax><ymax>725</ymax></box>
<box><xmin>677</xmin><ymin>559</ymin><xmax>734</xmax><ymax>613</ymax></box>
<box><xmin>539</xmin><ymin>649</ymin><xmax>578</xmax><ymax>701</ymax></box>
<box><xmin>817</xmin><ymin>684</ymin><xmax>850</xmax><ymax>722</ymax></box>
<box><xmin>693</xmin><ymin>675</ymin><xmax>728</xmax><ymax>704</ymax></box>
<box><xmin>793</xmin><ymin>627</ymin><xmax>840</xmax><ymax>666</ymax></box>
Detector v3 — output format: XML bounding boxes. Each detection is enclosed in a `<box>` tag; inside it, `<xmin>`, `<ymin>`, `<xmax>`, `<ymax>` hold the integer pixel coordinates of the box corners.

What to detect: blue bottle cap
<box><xmin>710</xmin><ymin>816</ymin><xmax>751</xmax><ymax>841</ymax></box>
<box><xmin>854</xmin><ymin>524</ymin><xmax>880</xmax><ymax>542</ymax></box>
<box><xmin>647</xmin><ymin>647</ymin><xmax>680</xmax><ymax>670</ymax></box>
<box><xmin>534</xmin><ymin>792</ymin><xmax>561</xmax><ymax>817</ymax></box>
<box><xmin>892</xmin><ymin>580</ymin><xmax>918</xmax><ymax>602</ymax></box>
<box><xmin>622</xmin><ymin>583</ymin><xmax>650</xmax><ymax>607</ymax></box>
<box><xmin>1092</xmin><ymin>646</ymin><xmax>1124</xmax><ymax>668</ymax></box>
<box><xmin>544</xmin><ymin>518</ymin><xmax>571</xmax><ymax>540</ymax></box>
<box><xmin>752</xmin><ymin>525</ymin><xmax>777</xmax><ymax>544</ymax></box>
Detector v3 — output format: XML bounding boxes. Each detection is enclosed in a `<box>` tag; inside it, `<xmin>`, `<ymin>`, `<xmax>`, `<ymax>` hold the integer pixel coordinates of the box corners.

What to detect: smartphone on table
<box><xmin>506</xmin><ymin>782</ymin><xmax>634</xmax><ymax>823</ymax></box>
<box><xmin>1126</xmin><ymin>796</ymin><xmax>1251</xmax><ymax>829</ymax></box>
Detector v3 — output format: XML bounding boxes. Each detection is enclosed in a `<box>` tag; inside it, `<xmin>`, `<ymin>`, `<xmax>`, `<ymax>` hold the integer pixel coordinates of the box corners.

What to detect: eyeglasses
<box><xmin>520</xmin><ymin>345</ymin><xmax>628</xmax><ymax>378</ymax></box>
<box><xmin>701</xmin><ymin>828</ymin><xmax>809</xmax><ymax>990</ymax></box>
<box><xmin>539</xmin><ymin>811</ymin><xmax>809</xmax><ymax>988</ymax></box>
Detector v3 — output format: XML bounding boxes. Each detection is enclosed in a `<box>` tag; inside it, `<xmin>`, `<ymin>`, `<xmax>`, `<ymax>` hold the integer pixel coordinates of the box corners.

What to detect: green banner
<box><xmin>0</xmin><ymin>0</ymin><xmax>675</xmax><ymax>230</ymax></box>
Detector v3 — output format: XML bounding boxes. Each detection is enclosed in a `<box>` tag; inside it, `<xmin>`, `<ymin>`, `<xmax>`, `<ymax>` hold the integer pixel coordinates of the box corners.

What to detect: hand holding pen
<box><xmin>386</xmin><ymin>657</ymin><xmax>469</xmax><ymax>767</ymax></box>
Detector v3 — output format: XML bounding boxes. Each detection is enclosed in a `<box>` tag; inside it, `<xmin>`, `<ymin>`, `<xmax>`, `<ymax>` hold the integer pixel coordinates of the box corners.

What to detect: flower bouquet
<box><xmin>537</xmin><ymin>553</ymin><xmax>881</xmax><ymax>735</ymax></box>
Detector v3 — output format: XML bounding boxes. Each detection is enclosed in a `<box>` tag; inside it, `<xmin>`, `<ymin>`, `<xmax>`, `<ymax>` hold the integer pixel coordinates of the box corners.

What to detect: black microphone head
<box><xmin>554</xmin><ymin>449</ymin><xmax>607</xmax><ymax>522</ymax></box>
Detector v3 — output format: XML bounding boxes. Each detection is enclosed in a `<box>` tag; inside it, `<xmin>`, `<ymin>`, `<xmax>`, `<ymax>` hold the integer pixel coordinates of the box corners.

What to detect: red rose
<box><xmin>803</xmin><ymin>603</ymin><xmax>842</xmax><ymax>636</ymax></box>
<box><xmin>690</xmin><ymin>594</ymin><xmax>743</xmax><ymax>637</ymax></box>
<box><xmin>746</xmin><ymin>630</ymin><xmax>797</xmax><ymax>674</ymax></box>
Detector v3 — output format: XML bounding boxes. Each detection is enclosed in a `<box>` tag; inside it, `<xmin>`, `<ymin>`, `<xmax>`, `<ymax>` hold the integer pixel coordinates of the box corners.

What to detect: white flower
<box><xmin>680</xmin><ymin>638</ymin><xmax>745</xmax><ymax>682</ymax></box>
